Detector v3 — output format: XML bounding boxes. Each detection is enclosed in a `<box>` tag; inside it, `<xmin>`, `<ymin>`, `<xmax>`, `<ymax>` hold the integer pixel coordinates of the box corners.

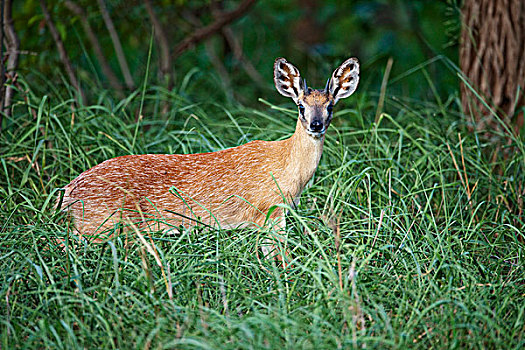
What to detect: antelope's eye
<box><xmin>327</xmin><ymin>104</ymin><xmax>333</xmax><ymax>114</ymax></box>
<box><xmin>298</xmin><ymin>104</ymin><xmax>305</xmax><ymax>114</ymax></box>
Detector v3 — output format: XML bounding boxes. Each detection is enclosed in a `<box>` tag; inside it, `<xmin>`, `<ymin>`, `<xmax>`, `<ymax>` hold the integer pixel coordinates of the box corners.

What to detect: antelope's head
<box><xmin>274</xmin><ymin>57</ymin><xmax>359</xmax><ymax>139</ymax></box>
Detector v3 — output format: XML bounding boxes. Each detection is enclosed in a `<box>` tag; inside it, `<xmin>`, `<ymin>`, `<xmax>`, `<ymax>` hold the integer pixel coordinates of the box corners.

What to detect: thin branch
<box><xmin>210</xmin><ymin>0</ymin><xmax>265</xmax><ymax>88</ymax></box>
<box><xmin>1</xmin><ymin>0</ymin><xmax>6</xmax><ymax>127</ymax></box>
<box><xmin>204</xmin><ymin>38</ymin><xmax>232</xmax><ymax>99</ymax></box>
<box><xmin>1</xmin><ymin>0</ymin><xmax>19</xmax><ymax>122</ymax></box>
<box><xmin>64</xmin><ymin>0</ymin><xmax>123</xmax><ymax>92</ymax></box>
<box><xmin>171</xmin><ymin>0</ymin><xmax>257</xmax><ymax>59</ymax></box>
<box><xmin>97</xmin><ymin>0</ymin><xmax>135</xmax><ymax>90</ymax></box>
<box><xmin>39</xmin><ymin>0</ymin><xmax>85</xmax><ymax>103</ymax></box>
<box><xmin>221</xmin><ymin>26</ymin><xmax>265</xmax><ymax>88</ymax></box>
<box><xmin>3</xmin><ymin>0</ymin><xmax>17</xmax><ymax>74</ymax></box>
<box><xmin>143</xmin><ymin>0</ymin><xmax>172</xmax><ymax>88</ymax></box>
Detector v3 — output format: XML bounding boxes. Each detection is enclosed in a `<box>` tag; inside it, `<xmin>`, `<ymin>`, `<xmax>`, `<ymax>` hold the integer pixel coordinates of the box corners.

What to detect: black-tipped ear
<box><xmin>274</xmin><ymin>58</ymin><xmax>304</xmax><ymax>103</ymax></box>
<box><xmin>327</xmin><ymin>57</ymin><xmax>359</xmax><ymax>104</ymax></box>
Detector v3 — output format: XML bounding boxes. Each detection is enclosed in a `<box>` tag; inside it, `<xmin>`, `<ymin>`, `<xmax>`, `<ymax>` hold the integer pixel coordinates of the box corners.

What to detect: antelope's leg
<box><xmin>260</xmin><ymin>208</ymin><xmax>290</xmax><ymax>268</ymax></box>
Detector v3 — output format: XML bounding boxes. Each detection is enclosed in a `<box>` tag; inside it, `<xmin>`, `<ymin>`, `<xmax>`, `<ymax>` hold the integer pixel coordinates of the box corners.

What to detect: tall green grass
<box><xmin>1</xmin><ymin>72</ymin><xmax>524</xmax><ymax>349</ymax></box>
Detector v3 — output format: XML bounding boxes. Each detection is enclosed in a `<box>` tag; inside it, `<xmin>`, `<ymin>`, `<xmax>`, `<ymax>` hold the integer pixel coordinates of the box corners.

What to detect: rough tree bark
<box><xmin>460</xmin><ymin>0</ymin><xmax>525</xmax><ymax>138</ymax></box>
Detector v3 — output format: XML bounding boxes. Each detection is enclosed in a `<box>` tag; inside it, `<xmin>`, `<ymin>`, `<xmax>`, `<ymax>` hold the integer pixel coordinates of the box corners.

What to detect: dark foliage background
<box><xmin>13</xmin><ymin>0</ymin><xmax>459</xmax><ymax>106</ymax></box>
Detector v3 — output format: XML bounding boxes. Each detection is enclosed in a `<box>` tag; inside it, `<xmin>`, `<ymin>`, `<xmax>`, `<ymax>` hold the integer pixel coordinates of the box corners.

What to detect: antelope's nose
<box><xmin>310</xmin><ymin>120</ymin><xmax>323</xmax><ymax>132</ymax></box>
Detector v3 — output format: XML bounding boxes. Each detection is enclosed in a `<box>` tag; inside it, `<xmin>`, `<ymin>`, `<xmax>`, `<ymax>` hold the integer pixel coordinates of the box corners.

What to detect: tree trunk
<box><xmin>460</xmin><ymin>0</ymin><xmax>525</xmax><ymax>138</ymax></box>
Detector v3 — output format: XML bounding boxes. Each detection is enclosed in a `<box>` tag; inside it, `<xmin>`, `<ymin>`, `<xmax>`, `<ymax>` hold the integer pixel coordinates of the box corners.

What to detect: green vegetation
<box><xmin>1</xmin><ymin>58</ymin><xmax>524</xmax><ymax>348</ymax></box>
<box><xmin>1</xmin><ymin>1</ymin><xmax>523</xmax><ymax>348</ymax></box>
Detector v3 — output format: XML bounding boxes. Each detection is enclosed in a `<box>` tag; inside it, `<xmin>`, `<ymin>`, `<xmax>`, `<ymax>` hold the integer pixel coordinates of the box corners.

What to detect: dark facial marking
<box><xmin>333</xmin><ymin>86</ymin><xmax>341</xmax><ymax>98</ymax></box>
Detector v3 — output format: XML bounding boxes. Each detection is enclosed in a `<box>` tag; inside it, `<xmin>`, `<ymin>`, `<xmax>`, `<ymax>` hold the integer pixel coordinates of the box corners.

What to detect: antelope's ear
<box><xmin>274</xmin><ymin>57</ymin><xmax>304</xmax><ymax>103</ymax></box>
<box><xmin>327</xmin><ymin>57</ymin><xmax>359</xmax><ymax>104</ymax></box>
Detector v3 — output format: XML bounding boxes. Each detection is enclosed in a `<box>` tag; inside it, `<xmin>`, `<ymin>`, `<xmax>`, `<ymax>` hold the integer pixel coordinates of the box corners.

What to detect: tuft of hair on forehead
<box><xmin>303</xmin><ymin>89</ymin><xmax>331</xmax><ymax>105</ymax></box>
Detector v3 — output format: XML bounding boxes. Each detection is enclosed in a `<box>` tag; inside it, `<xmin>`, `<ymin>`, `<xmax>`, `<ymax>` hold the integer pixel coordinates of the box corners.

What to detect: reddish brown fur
<box><xmin>302</xmin><ymin>90</ymin><xmax>332</xmax><ymax>106</ymax></box>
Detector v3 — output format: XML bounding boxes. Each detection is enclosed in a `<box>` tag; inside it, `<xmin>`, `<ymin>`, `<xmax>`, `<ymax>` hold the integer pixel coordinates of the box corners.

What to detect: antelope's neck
<box><xmin>281</xmin><ymin>119</ymin><xmax>325</xmax><ymax>199</ymax></box>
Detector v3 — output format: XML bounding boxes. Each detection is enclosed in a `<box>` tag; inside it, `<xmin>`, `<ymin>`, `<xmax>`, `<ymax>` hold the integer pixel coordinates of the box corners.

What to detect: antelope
<box><xmin>59</xmin><ymin>57</ymin><xmax>360</xmax><ymax>257</ymax></box>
